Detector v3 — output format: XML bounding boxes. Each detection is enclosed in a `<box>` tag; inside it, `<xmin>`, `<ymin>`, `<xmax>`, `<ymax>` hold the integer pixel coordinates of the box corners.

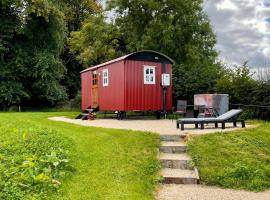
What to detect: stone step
<box><xmin>161</xmin><ymin>168</ymin><xmax>199</xmax><ymax>184</ymax></box>
<box><xmin>160</xmin><ymin>134</ymin><xmax>187</xmax><ymax>142</ymax></box>
<box><xmin>160</xmin><ymin>142</ymin><xmax>187</xmax><ymax>153</ymax></box>
<box><xmin>159</xmin><ymin>153</ymin><xmax>193</xmax><ymax>169</ymax></box>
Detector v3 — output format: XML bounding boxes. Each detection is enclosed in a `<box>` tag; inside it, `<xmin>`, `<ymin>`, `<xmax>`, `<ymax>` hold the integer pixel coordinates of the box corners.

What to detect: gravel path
<box><xmin>157</xmin><ymin>185</ymin><xmax>270</xmax><ymax>200</ymax></box>
<box><xmin>48</xmin><ymin>117</ymin><xmax>253</xmax><ymax>135</ymax></box>
<box><xmin>48</xmin><ymin>116</ymin><xmax>266</xmax><ymax>200</ymax></box>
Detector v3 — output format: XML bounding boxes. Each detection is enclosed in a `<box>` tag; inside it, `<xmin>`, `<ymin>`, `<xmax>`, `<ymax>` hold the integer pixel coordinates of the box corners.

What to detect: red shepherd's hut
<box><xmin>80</xmin><ymin>50</ymin><xmax>174</xmax><ymax>119</ymax></box>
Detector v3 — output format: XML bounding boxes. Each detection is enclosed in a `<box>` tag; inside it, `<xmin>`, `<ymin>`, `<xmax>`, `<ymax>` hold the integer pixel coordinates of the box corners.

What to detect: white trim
<box><xmin>102</xmin><ymin>69</ymin><xmax>109</xmax><ymax>86</ymax></box>
<box><xmin>143</xmin><ymin>65</ymin><xmax>156</xmax><ymax>84</ymax></box>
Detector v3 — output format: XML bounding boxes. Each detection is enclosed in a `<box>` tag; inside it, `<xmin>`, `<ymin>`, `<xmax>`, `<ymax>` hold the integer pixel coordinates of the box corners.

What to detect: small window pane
<box><xmin>144</xmin><ymin>66</ymin><xmax>155</xmax><ymax>84</ymax></box>
<box><xmin>103</xmin><ymin>69</ymin><xmax>109</xmax><ymax>86</ymax></box>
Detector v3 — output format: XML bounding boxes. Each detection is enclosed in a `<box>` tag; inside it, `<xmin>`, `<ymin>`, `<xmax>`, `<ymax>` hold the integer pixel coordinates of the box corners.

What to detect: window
<box><xmin>144</xmin><ymin>65</ymin><xmax>156</xmax><ymax>84</ymax></box>
<box><xmin>92</xmin><ymin>71</ymin><xmax>97</xmax><ymax>86</ymax></box>
<box><xmin>102</xmin><ymin>69</ymin><xmax>109</xmax><ymax>86</ymax></box>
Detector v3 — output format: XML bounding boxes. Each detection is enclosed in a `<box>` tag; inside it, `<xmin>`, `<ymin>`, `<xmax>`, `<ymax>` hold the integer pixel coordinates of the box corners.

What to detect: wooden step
<box><xmin>160</xmin><ymin>134</ymin><xmax>187</xmax><ymax>142</ymax></box>
<box><xmin>159</xmin><ymin>153</ymin><xmax>193</xmax><ymax>169</ymax></box>
<box><xmin>161</xmin><ymin>168</ymin><xmax>199</xmax><ymax>184</ymax></box>
<box><xmin>160</xmin><ymin>142</ymin><xmax>187</xmax><ymax>153</ymax></box>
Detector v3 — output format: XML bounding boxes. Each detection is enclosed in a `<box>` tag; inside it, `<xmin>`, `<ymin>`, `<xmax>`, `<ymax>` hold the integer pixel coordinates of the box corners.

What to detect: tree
<box><xmin>59</xmin><ymin>0</ymin><xmax>101</xmax><ymax>32</ymax></box>
<box><xmin>216</xmin><ymin>63</ymin><xmax>257</xmax><ymax>104</ymax></box>
<box><xmin>0</xmin><ymin>0</ymin><xmax>29</xmax><ymax>109</ymax></box>
<box><xmin>112</xmin><ymin>0</ymin><xmax>220</xmax><ymax>102</ymax></box>
<box><xmin>58</xmin><ymin>0</ymin><xmax>101</xmax><ymax>98</ymax></box>
<box><xmin>69</xmin><ymin>14</ymin><xmax>127</xmax><ymax>67</ymax></box>
<box><xmin>0</xmin><ymin>0</ymin><xmax>69</xmax><ymax>108</ymax></box>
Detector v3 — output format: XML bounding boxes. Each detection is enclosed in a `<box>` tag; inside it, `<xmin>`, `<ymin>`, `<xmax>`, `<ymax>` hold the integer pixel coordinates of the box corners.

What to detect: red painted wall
<box><xmin>81</xmin><ymin>71</ymin><xmax>92</xmax><ymax>110</ymax></box>
<box><xmin>97</xmin><ymin>61</ymin><xmax>125</xmax><ymax>111</ymax></box>
<box><xmin>124</xmin><ymin>60</ymin><xmax>172</xmax><ymax>111</ymax></box>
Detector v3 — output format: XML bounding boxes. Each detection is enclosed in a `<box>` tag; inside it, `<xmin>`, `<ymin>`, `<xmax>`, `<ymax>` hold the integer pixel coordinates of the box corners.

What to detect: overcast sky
<box><xmin>204</xmin><ymin>0</ymin><xmax>270</xmax><ymax>68</ymax></box>
<box><xmin>100</xmin><ymin>0</ymin><xmax>270</xmax><ymax>68</ymax></box>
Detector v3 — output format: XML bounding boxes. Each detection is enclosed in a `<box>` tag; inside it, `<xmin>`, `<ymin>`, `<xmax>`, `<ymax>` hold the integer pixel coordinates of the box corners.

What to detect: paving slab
<box><xmin>160</xmin><ymin>142</ymin><xmax>187</xmax><ymax>153</ymax></box>
<box><xmin>160</xmin><ymin>134</ymin><xmax>186</xmax><ymax>141</ymax></box>
<box><xmin>159</xmin><ymin>153</ymin><xmax>191</xmax><ymax>161</ymax></box>
<box><xmin>160</xmin><ymin>153</ymin><xmax>192</xmax><ymax>169</ymax></box>
<box><xmin>161</xmin><ymin>168</ymin><xmax>198</xmax><ymax>184</ymax></box>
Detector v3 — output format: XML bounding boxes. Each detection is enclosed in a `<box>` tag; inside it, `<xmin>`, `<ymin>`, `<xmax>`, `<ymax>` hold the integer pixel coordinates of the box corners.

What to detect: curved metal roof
<box><xmin>81</xmin><ymin>50</ymin><xmax>174</xmax><ymax>73</ymax></box>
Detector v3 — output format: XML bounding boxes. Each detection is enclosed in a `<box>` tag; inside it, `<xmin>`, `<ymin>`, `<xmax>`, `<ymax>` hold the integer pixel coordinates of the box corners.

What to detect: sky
<box><xmin>100</xmin><ymin>0</ymin><xmax>270</xmax><ymax>69</ymax></box>
<box><xmin>204</xmin><ymin>0</ymin><xmax>270</xmax><ymax>69</ymax></box>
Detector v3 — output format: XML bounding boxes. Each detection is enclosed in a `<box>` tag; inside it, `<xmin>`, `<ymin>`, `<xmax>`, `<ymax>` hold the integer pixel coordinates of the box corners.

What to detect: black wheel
<box><xmin>116</xmin><ymin>112</ymin><xmax>121</xmax><ymax>120</ymax></box>
<box><xmin>155</xmin><ymin>111</ymin><xmax>161</xmax><ymax>119</ymax></box>
<box><xmin>117</xmin><ymin>111</ymin><xmax>125</xmax><ymax>120</ymax></box>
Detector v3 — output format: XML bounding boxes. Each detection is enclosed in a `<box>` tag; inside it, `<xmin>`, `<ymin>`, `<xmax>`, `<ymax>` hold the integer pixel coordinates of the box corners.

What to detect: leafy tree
<box><xmin>216</xmin><ymin>63</ymin><xmax>270</xmax><ymax>120</ymax></box>
<box><xmin>111</xmin><ymin>0</ymin><xmax>220</xmax><ymax>102</ymax></box>
<box><xmin>69</xmin><ymin>14</ymin><xmax>126</xmax><ymax>66</ymax></box>
<box><xmin>0</xmin><ymin>0</ymin><xmax>68</xmax><ymax>108</ymax></box>
<box><xmin>0</xmin><ymin>0</ymin><xmax>29</xmax><ymax>109</ymax></box>
<box><xmin>23</xmin><ymin>0</ymin><xmax>68</xmax><ymax>105</ymax></box>
<box><xmin>59</xmin><ymin>0</ymin><xmax>101</xmax><ymax>32</ymax></box>
<box><xmin>59</xmin><ymin>0</ymin><xmax>101</xmax><ymax>98</ymax></box>
<box><xmin>216</xmin><ymin>63</ymin><xmax>257</xmax><ymax>104</ymax></box>
<box><xmin>252</xmin><ymin>80</ymin><xmax>270</xmax><ymax>106</ymax></box>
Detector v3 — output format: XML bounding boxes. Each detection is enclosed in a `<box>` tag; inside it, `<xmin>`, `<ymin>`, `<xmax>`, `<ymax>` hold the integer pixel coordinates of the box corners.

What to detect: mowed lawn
<box><xmin>0</xmin><ymin>112</ymin><xmax>160</xmax><ymax>200</ymax></box>
<box><xmin>188</xmin><ymin>121</ymin><xmax>270</xmax><ymax>191</ymax></box>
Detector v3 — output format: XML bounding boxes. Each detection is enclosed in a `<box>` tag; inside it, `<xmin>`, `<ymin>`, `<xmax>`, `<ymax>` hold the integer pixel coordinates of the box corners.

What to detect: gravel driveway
<box><xmin>48</xmin><ymin>117</ymin><xmax>253</xmax><ymax>135</ymax></box>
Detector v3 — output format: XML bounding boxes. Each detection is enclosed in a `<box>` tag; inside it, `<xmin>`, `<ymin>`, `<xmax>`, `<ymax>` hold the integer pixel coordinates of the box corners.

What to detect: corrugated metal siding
<box><xmin>81</xmin><ymin>72</ymin><xmax>92</xmax><ymax>110</ymax></box>
<box><xmin>124</xmin><ymin>60</ymin><xmax>172</xmax><ymax>111</ymax></box>
<box><xmin>97</xmin><ymin>61</ymin><xmax>125</xmax><ymax>111</ymax></box>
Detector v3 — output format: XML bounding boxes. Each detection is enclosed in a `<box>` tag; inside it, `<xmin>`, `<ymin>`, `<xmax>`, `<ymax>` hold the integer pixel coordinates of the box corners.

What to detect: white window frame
<box><xmin>102</xmin><ymin>69</ymin><xmax>109</xmax><ymax>87</ymax></box>
<box><xmin>143</xmin><ymin>65</ymin><xmax>156</xmax><ymax>84</ymax></box>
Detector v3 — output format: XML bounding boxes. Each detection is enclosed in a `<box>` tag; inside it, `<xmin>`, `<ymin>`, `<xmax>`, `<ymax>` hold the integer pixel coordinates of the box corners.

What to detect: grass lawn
<box><xmin>0</xmin><ymin>112</ymin><xmax>160</xmax><ymax>200</ymax></box>
<box><xmin>188</xmin><ymin>121</ymin><xmax>270</xmax><ymax>192</ymax></box>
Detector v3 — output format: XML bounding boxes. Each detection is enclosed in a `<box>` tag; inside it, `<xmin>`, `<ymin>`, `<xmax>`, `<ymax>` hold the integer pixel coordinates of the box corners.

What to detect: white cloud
<box><xmin>263</xmin><ymin>47</ymin><xmax>270</xmax><ymax>56</ymax></box>
<box><xmin>217</xmin><ymin>0</ymin><xmax>238</xmax><ymax>10</ymax></box>
<box><xmin>204</xmin><ymin>0</ymin><xmax>270</xmax><ymax>68</ymax></box>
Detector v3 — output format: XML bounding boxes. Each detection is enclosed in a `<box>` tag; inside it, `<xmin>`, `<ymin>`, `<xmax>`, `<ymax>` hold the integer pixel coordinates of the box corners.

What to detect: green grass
<box><xmin>0</xmin><ymin>125</ymin><xmax>74</xmax><ymax>199</ymax></box>
<box><xmin>188</xmin><ymin>121</ymin><xmax>270</xmax><ymax>191</ymax></box>
<box><xmin>0</xmin><ymin>112</ymin><xmax>160</xmax><ymax>200</ymax></box>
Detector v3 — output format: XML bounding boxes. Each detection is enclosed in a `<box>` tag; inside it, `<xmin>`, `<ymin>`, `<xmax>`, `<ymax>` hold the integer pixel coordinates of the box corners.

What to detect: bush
<box><xmin>74</xmin><ymin>91</ymin><xmax>81</xmax><ymax>110</ymax></box>
<box><xmin>0</xmin><ymin>126</ymin><xmax>74</xmax><ymax>199</ymax></box>
<box><xmin>240</xmin><ymin>108</ymin><xmax>258</xmax><ymax>120</ymax></box>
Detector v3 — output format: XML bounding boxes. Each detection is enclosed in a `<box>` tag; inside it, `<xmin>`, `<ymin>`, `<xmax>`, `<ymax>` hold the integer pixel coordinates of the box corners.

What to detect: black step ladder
<box><xmin>75</xmin><ymin>106</ymin><xmax>99</xmax><ymax>120</ymax></box>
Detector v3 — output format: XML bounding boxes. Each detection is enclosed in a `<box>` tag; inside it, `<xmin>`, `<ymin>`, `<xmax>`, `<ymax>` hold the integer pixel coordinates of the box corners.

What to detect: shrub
<box><xmin>74</xmin><ymin>91</ymin><xmax>81</xmax><ymax>110</ymax></box>
<box><xmin>0</xmin><ymin>126</ymin><xmax>74</xmax><ymax>199</ymax></box>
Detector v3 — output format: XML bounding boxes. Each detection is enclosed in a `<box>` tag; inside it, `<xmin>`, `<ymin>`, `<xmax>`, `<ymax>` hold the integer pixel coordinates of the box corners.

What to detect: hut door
<box><xmin>92</xmin><ymin>71</ymin><xmax>98</xmax><ymax>107</ymax></box>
